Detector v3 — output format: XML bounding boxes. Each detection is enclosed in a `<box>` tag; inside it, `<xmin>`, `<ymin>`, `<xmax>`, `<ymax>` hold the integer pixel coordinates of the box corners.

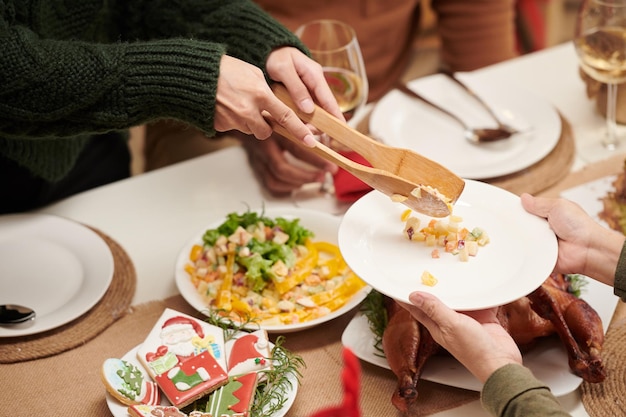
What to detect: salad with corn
<box><xmin>183</xmin><ymin>210</ymin><xmax>366</xmax><ymax>326</ymax></box>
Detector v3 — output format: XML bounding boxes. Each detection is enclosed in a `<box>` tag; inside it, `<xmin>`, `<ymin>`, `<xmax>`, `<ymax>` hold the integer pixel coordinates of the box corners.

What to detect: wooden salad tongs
<box><xmin>270</xmin><ymin>83</ymin><xmax>465</xmax><ymax>218</ymax></box>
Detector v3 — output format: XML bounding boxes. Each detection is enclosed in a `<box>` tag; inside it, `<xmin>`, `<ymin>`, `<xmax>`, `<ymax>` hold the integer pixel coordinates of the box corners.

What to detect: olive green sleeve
<box><xmin>481</xmin><ymin>364</ymin><xmax>571</xmax><ymax>417</ymax></box>
<box><xmin>614</xmin><ymin>240</ymin><xmax>626</xmax><ymax>300</ymax></box>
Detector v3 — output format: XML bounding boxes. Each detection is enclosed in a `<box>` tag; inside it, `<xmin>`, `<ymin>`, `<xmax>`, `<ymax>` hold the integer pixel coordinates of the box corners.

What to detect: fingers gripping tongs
<box><xmin>269</xmin><ymin>83</ymin><xmax>465</xmax><ymax>217</ymax></box>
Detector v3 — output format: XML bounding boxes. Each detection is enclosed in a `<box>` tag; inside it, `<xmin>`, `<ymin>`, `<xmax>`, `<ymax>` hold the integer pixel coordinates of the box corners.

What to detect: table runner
<box><xmin>2</xmin><ymin>294</ymin><xmax>478</xmax><ymax>417</ymax></box>
<box><xmin>0</xmin><ymin>227</ymin><xmax>136</xmax><ymax>363</ymax></box>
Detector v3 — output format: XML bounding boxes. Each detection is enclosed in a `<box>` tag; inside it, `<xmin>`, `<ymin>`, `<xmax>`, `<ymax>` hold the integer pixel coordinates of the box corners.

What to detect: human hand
<box><xmin>239</xmin><ymin>132</ymin><xmax>336</xmax><ymax>196</ymax></box>
<box><xmin>214</xmin><ymin>54</ymin><xmax>317</xmax><ymax>146</ymax></box>
<box><xmin>401</xmin><ymin>292</ymin><xmax>521</xmax><ymax>383</ymax></box>
<box><xmin>521</xmin><ymin>193</ymin><xmax>624</xmax><ymax>285</ymax></box>
<box><xmin>265</xmin><ymin>47</ymin><xmax>345</xmax><ymax>122</ymax></box>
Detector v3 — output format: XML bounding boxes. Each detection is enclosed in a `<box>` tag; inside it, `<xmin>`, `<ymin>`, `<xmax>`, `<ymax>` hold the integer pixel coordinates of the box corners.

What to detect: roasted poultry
<box><xmin>381</xmin><ymin>273</ymin><xmax>606</xmax><ymax>413</ymax></box>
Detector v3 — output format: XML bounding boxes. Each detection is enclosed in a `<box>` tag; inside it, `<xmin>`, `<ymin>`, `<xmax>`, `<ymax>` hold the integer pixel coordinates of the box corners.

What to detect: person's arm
<box><xmin>1</xmin><ymin>0</ymin><xmax>331</xmax><ymax>141</ymax></box>
<box><xmin>482</xmin><ymin>364</ymin><xmax>571</xmax><ymax>417</ymax></box>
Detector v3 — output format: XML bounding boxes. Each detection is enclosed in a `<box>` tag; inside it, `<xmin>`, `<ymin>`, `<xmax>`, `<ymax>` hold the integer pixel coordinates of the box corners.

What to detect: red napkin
<box><xmin>333</xmin><ymin>151</ymin><xmax>373</xmax><ymax>202</ymax></box>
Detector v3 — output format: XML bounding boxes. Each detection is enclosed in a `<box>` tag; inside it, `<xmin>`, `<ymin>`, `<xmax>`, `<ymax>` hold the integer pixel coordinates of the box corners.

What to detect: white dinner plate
<box><xmin>175</xmin><ymin>207</ymin><xmax>370</xmax><ymax>333</ymax></box>
<box><xmin>106</xmin><ymin>343</ymin><xmax>298</xmax><ymax>417</ymax></box>
<box><xmin>0</xmin><ymin>213</ymin><xmax>114</xmax><ymax>337</ymax></box>
<box><xmin>369</xmin><ymin>72</ymin><xmax>562</xmax><ymax>179</ymax></box>
<box><xmin>338</xmin><ymin>180</ymin><xmax>558</xmax><ymax>310</ymax></box>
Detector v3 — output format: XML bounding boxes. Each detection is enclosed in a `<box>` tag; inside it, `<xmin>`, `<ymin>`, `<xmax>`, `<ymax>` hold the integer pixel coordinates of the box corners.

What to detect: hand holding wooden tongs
<box><xmin>269</xmin><ymin>83</ymin><xmax>465</xmax><ymax>218</ymax></box>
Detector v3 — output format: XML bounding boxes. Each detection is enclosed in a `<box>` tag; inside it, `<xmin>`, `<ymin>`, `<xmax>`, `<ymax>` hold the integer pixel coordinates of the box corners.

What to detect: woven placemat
<box><xmin>0</xmin><ymin>227</ymin><xmax>136</xmax><ymax>363</ymax></box>
<box><xmin>580</xmin><ymin>315</ymin><xmax>626</xmax><ymax>416</ymax></box>
<box><xmin>484</xmin><ymin>113</ymin><xmax>575</xmax><ymax>195</ymax></box>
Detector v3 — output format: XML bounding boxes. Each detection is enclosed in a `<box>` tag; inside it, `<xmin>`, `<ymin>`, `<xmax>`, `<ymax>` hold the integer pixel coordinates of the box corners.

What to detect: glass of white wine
<box><xmin>291</xmin><ymin>19</ymin><xmax>369</xmax><ymax>214</ymax></box>
<box><xmin>574</xmin><ymin>0</ymin><xmax>626</xmax><ymax>162</ymax></box>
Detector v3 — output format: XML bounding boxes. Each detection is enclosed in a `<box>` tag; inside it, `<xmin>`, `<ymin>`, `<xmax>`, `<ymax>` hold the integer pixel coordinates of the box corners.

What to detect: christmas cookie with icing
<box><xmin>127</xmin><ymin>404</ymin><xmax>214</xmax><ymax>417</ymax></box>
<box><xmin>205</xmin><ymin>372</ymin><xmax>259</xmax><ymax>416</ymax></box>
<box><xmin>101</xmin><ymin>358</ymin><xmax>161</xmax><ymax>406</ymax></box>
<box><xmin>225</xmin><ymin>329</ymin><xmax>273</xmax><ymax>376</ymax></box>
<box><xmin>137</xmin><ymin>308</ymin><xmax>229</xmax><ymax>408</ymax></box>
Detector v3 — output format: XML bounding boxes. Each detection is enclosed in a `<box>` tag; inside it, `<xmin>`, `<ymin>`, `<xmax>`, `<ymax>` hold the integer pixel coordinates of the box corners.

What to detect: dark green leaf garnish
<box><xmin>565</xmin><ymin>274</ymin><xmax>589</xmax><ymax>298</ymax></box>
<box><xmin>359</xmin><ymin>289</ymin><xmax>387</xmax><ymax>357</ymax></box>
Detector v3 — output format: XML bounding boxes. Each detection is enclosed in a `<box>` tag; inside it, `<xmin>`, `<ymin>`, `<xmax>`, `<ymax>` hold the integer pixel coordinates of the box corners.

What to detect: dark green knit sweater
<box><xmin>0</xmin><ymin>0</ymin><xmax>306</xmax><ymax>181</ymax></box>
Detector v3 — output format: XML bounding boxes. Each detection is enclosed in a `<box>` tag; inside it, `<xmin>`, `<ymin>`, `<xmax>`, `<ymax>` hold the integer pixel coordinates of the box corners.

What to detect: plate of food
<box><xmin>104</xmin><ymin>308</ymin><xmax>299</xmax><ymax>417</ymax></box>
<box><xmin>0</xmin><ymin>213</ymin><xmax>114</xmax><ymax>337</ymax></box>
<box><xmin>338</xmin><ymin>180</ymin><xmax>558</xmax><ymax>310</ymax></box>
<box><xmin>369</xmin><ymin>72</ymin><xmax>562</xmax><ymax>179</ymax></box>
<box><xmin>175</xmin><ymin>207</ymin><xmax>370</xmax><ymax>333</ymax></box>
<box><xmin>343</xmin><ymin>269</ymin><xmax>615</xmax><ymax>399</ymax></box>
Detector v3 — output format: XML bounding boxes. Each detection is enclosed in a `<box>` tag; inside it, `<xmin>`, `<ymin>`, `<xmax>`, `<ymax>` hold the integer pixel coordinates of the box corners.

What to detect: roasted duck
<box><xmin>381</xmin><ymin>273</ymin><xmax>605</xmax><ymax>412</ymax></box>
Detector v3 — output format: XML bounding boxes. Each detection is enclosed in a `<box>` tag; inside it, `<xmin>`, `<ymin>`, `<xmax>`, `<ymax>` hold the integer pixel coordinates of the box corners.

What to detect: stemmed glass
<box><xmin>574</xmin><ymin>0</ymin><xmax>626</xmax><ymax>162</ymax></box>
<box><xmin>291</xmin><ymin>19</ymin><xmax>369</xmax><ymax>214</ymax></box>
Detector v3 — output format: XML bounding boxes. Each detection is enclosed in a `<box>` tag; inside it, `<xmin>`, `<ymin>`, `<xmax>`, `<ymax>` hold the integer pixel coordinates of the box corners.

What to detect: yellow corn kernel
<box><xmin>421</xmin><ymin>270</ymin><xmax>438</xmax><ymax>287</ymax></box>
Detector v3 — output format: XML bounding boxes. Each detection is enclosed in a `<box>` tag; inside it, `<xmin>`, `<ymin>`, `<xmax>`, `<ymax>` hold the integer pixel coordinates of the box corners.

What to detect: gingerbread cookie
<box><xmin>137</xmin><ymin>308</ymin><xmax>229</xmax><ymax>408</ymax></box>
<box><xmin>101</xmin><ymin>358</ymin><xmax>161</xmax><ymax>406</ymax></box>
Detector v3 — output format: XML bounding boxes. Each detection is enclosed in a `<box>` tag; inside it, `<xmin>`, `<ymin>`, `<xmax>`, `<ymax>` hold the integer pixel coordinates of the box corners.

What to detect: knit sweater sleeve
<box><xmin>614</xmin><ymin>239</ymin><xmax>626</xmax><ymax>299</ymax></box>
<box><xmin>481</xmin><ymin>364</ymin><xmax>571</xmax><ymax>417</ymax></box>
<box><xmin>0</xmin><ymin>0</ymin><xmax>306</xmax><ymax>139</ymax></box>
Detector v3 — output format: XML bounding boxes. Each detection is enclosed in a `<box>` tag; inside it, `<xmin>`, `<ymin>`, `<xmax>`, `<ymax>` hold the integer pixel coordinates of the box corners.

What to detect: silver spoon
<box><xmin>0</xmin><ymin>304</ymin><xmax>36</xmax><ymax>326</ymax></box>
<box><xmin>396</xmin><ymin>83</ymin><xmax>518</xmax><ymax>144</ymax></box>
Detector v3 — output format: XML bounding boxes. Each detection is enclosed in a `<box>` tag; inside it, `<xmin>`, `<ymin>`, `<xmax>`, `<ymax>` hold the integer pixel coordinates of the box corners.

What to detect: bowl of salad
<box><xmin>175</xmin><ymin>207</ymin><xmax>370</xmax><ymax>332</ymax></box>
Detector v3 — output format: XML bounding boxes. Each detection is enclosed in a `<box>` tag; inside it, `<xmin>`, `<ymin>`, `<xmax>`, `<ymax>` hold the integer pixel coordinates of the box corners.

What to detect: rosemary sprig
<box><xmin>359</xmin><ymin>289</ymin><xmax>388</xmax><ymax>357</ymax></box>
<box><xmin>250</xmin><ymin>336</ymin><xmax>305</xmax><ymax>417</ymax></box>
<box><xmin>565</xmin><ymin>274</ymin><xmax>589</xmax><ymax>298</ymax></box>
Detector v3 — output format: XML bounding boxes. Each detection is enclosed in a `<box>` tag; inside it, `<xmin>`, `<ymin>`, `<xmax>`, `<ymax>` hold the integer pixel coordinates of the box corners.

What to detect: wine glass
<box><xmin>574</xmin><ymin>0</ymin><xmax>626</xmax><ymax>162</ymax></box>
<box><xmin>291</xmin><ymin>19</ymin><xmax>369</xmax><ymax>214</ymax></box>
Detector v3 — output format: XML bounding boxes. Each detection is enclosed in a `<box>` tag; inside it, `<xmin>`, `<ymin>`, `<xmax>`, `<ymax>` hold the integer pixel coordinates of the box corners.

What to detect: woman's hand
<box><xmin>214</xmin><ymin>54</ymin><xmax>317</xmax><ymax>146</ymax></box>
<box><xmin>520</xmin><ymin>193</ymin><xmax>624</xmax><ymax>285</ymax></box>
<box><xmin>265</xmin><ymin>47</ymin><xmax>344</xmax><ymax>122</ymax></box>
<box><xmin>213</xmin><ymin>47</ymin><xmax>343</xmax><ymax>149</ymax></box>
<box><xmin>401</xmin><ymin>291</ymin><xmax>521</xmax><ymax>383</ymax></box>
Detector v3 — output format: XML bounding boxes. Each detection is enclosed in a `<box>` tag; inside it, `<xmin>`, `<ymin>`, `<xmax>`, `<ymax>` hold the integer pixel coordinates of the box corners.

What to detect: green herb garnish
<box><xmin>251</xmin><ymin>336</ymin><xmax>305</xmax><ymax>416</ymax></box>
<box><xmin>565</xmin><ymin>274</ymin><xmax>589</xmax><ymax>298</ymax></box>
<box><xmin>359</xmin><ymin>289</ymin><xmax>388</xmax><ymax>357</ymax></box>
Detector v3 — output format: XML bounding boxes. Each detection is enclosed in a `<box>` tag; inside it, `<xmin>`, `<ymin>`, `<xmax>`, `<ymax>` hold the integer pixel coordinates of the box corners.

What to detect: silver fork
<box><xmin>442</xmin><ymin>70</ymin><xmax>519</xmax><ymax>138</ymax></box>
<box><xmin>396</xmin><ymin>83</ymin><xmax>518</xmax><ymax>144</ymax></box>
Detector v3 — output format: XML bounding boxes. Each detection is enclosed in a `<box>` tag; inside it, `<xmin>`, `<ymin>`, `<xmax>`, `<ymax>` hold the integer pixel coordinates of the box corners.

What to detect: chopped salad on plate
<box><xmin>182</xmin><ymin>210</ymin><xmax>366</xmax><ymax>327</ymax></box>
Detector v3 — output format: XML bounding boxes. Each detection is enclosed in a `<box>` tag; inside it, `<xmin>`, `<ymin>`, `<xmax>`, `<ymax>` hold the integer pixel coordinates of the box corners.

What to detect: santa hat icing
<box><xmin>226</xmin><ymin>330</ymin><xmax>272</xmax><ymax>376</ymax></box>
<box><xmin>161</xmin><ymin>316</ymin><xmax>205</xmax><ymax>338</ymax></box>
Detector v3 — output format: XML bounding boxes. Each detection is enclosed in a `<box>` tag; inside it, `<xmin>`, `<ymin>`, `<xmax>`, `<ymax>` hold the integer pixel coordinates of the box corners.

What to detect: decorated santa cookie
<box><xmin>101</xmin><ymin>358</ymin><xmax>161</xmax><ymax>406</ymax></box>
<box><xmin>137</xmin><ymin>308</ymin><xmax>229</xmax><ymax>408</ymax></box>
<box><xmin>225</xmin><ymin>329</ymin><xmax>273</xmax><ymax>376</ymax></box>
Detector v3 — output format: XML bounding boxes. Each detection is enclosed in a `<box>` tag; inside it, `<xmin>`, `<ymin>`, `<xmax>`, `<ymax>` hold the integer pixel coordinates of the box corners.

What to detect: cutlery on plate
<box><xmin>442</xmin><ymin>71</ymin><xmax>520</xmax><ymax>134</ymax></box>
<box><xmin>270</xmin><ymin>83</ymin><xmax>465</xmax><ymax>218</ymax></box>
<box><xmin>395</xmin><ymin>82</ymin><xmax>518</xmax><ymax>144</ymax></box>
<box><xmin>0</xmin><ymin>304</ymin><xmax>36</xmax><ymax>326</ymax></box>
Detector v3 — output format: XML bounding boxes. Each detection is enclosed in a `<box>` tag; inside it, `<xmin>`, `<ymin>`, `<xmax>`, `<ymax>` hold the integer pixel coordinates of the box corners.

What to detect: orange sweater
<box><xmin>256</xmin><ymin>0</ymin><xmax>518</xmax><ymax>102</ymax></box>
